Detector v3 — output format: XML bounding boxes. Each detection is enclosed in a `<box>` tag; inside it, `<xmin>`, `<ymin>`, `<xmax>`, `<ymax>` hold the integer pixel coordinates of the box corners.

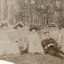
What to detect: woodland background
<box><xmin>0</xmin><ymin>0</ymin><xmax>64</xmax><ymax>25</ymax></box>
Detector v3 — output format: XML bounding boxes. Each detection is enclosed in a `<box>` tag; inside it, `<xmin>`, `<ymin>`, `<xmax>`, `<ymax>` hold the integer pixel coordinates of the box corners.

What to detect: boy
<box><xmin>41</xmin><ymin>31</ymin><xmax>64</xmax><ymax>59</ymax></box>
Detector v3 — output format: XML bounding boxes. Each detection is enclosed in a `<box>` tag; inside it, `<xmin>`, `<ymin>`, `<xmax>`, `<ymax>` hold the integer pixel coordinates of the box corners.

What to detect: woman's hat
<box><xmin>0</xmin><ymin>21</ymin><xmax>8</xmax><ymax>27</ymax></box>
<box><xmin>29</xmin><ymin>25</ymin><xmax>38</xmax><ymax>31</ymax></box>
<box><xmin>48</xmin><ymin>24</ymin><xmax>55</xmax><ymax>27</ymax></box>
<box><xmin>13</xmin><ymin>22</ymin><xmax>24</xmax><ymax>29</ymax></box>
<box><xmin>44</xmin><ymin>31</ymin><xmax>49</xmax><ymax>34</ymax></box>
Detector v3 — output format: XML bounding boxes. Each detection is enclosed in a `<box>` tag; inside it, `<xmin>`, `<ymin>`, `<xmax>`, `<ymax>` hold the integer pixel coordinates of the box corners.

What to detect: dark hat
<box><xmin>29</xmin><ymin>25</ymin><xmax>38</xmax><ymax>31</ymax></box>
<box><xmin>0</xmin><ymin>21</ymin><xmax>8</xmax><ymax>27</ymax></box>
<box><xmin>44</xmin><ymin>31</ymin><xmax>49</xmax><ymax>34</ymax></box>
<box><xmin>13</xmin><ymin>22</ymin><xmax>24</xmax><ymax>29</ymax></box>
<box><xmin>48</xmin><ymin>24</ymin><xmax>55</xmax><ymax>27</ymax></box>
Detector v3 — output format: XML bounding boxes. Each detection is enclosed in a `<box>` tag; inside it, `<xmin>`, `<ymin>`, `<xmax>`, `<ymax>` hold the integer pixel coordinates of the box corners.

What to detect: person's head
<box><xmin>44</xmin><ymin>31</ymin><xmax>50</xmax><ymax>39</ymax></box>
<box><xmin>0</xmin><ymin>21</ymin><xmax>8</xmax><ymax>29</ymax></box>
<box><xmin>29</xmin><ymin>26</ymin><xmax>37</xmax><ymax>33</ymax></box>
<box><xmin>16</xmin><ymin>27</ymin><xmax>21</xmax><ymax>32</ymax></box>
<box><xmin>13</xmin><ymin>22</ymin><xmax>24</xmax><ymax>30</ymax></box>
<box><xmin>29</xmin><ymin>27</ymin><xmax>37</xmax><ymax>33</ymax></box>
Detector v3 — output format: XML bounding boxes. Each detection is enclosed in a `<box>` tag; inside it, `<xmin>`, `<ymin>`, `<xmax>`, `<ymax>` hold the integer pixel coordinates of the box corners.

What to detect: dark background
<box><xmin>0</xmin><ymin>0</ymin><xmax>64</xmax><ymax>25</ymax></box>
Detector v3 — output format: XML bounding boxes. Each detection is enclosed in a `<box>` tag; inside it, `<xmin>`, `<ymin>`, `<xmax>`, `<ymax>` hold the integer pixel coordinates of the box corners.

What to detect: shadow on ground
<box><xmin>0</xmin><ymin>53</ymin><xmax>64</xmax><ymax>64</ymax></box>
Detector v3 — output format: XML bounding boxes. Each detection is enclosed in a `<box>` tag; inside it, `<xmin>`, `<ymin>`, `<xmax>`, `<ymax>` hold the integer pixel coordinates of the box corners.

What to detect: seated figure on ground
<box><xmin>60</xmin><ymin>28</ymin><xmax>64</xmax><ymax>52</ymax></box>
<box><xmin>41</xmin><ymin>31</ymin><xmax>64</xmax><ymax>59</ymax></box>
<box><xmin>13</xmin><ymin>22</ymin><xmax>30</xmax><ymax>54</ymax></box>
<box><xmin>56</xmin><ymin>28</ymin><xmax>63</xmax><ymax>48</ymax></box>
<box><xmin>0</xmin><ymin>21</ymin><xmax>20</xmax><ymax>55</ymax></box>
<box><xmin>13</xmin><ymin>22</ymin><xmax>24</xmax><ymax>46</ymax></box>
<box><xmin>22</xmin><ymin>25</ymin><xmax>44</xmax><ymax>54</ymax></box>
<box><xmin>49</xmin><ymin>25</ymin><xmax>60</xmax><ymax>41</ymax></box>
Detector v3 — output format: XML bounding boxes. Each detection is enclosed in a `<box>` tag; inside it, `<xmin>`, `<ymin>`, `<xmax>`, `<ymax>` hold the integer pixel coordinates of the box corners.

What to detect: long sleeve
<box><xmin>41</xmin><ymin>39</ymin><xmax>49</xmax><ymax>53</ymax></box>
<box><xmin>41</xmin><ymin>40</ymin><xmax>47</xmax><ymax>49</ymax></box>
<box><xmin>50</xmin><ymin>38</ymin><xmax>58</xmax><ymax>47</ymax></box>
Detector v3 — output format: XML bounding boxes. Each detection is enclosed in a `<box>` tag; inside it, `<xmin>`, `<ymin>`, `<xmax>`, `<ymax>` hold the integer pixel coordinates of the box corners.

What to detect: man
<box><xmin>22</xmin><ymin>25</ymin><xmax>44</xmax><ymax>54</ymax></box>
<box><xmin>41</xmin><ymin>31</ymin><xmax>64</xmax><ymax>59</ymax></box>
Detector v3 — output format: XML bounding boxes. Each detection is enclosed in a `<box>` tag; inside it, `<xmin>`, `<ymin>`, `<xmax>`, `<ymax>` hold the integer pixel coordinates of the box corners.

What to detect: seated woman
<box><xmin>41</xmin><ymin>31</ymin><xmax>64</xmax><ymax>59</ymax></box>
<box><xmin>49</xmin><ymin>25</ymin><xmax>60</xmax><ymax>41</ymax></box>
<box><xmin>22</xmin><ymin>25</ymin><xmax>44</xmax><ymax>54</ymax></box>
<box><xmin>0</xmin><ymin>21</ymin><xmax>20</xmax><ymax>55</ymax></box>
<box><xmin>60</xmin><ymin>28</ymin><xmax>64</xmax><ymax>52</ymax></box>
<box><xmin>13</xmin><ymin>22</ymin><xmax>29</xmax><ymax>47</ymax></box>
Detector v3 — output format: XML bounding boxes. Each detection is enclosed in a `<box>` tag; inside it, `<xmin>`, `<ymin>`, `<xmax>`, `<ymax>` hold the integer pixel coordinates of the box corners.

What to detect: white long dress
<box><xmin>49</xmin><ymin>30</ymin><xmax>60</xmax><ymax>41</ymax></box>
<box><xmin>20</xmin><ymin>26</ymin><xmax>29</xmax><ymax>45</ymax></box>
<box><xmin>57</xmin><ymin>32</ymin><xmax>63</xmax><ymax>45</ymax></box>
<box><xmin>27</xmin><ymin>32</ymin><xmax>44</xmax><ymax>54</ymax></box>
<box><xmin>0</xmin><ymin>30</ymin><xmax>20</xmax><ymax>55</ymax></box>
<box><xmin>60</xmin><ymin>28</ymin><xmax>64</xmax><ymax>51</ymax></box>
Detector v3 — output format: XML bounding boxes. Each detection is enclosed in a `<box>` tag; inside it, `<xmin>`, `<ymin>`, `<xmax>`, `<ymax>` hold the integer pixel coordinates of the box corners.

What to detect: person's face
<box><xmin>17</xmin><ymin>26</ymin><xmax>21</xmax><ymax>30</ymax></box>
<box><xmin>45</xmin><ymin>33</ymin><xmax>50</xmax><ymax>39</ymax></box>
<box><xmin>1</xmin><ymin>25</ymin><xmax>7</xmax><ymax>31</ymax></box>
<box><xmin>50</xmin><ymin>27</ymin><xmax>54</xmax><ymax>29</ymax></box>
<box><xmin>3</xmin><ymin>25</ymin><xmax>7</xmax><ymax>28</ymax></box>
<box><xmin>31</xmin><ymin>29</ymin><xmax>36</xmax><ymax>33</ymax></box>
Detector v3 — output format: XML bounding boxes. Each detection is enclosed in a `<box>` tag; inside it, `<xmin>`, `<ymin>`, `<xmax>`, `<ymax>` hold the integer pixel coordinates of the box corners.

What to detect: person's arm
<box><xmin>22</xmin><ymin>43</ymin><xmax>28</xmax><ymax>51</ymax></box>
<box><xmin>58</xmin><ymin>34</ymin><xmax>63</xmax><ymax>48</ymax></box>
<box><xmin>41</xmin><ymin>40</ymin><xmax>47</xmax><ymax>49</ymax></box>
<box><xmin>41</xmin><ymin>39</ymin><xmax>49</xmax><ymax>53</ymax></box>
<box><xmin>51</xmin><ymin>38</ymin><xmax>58</xmax><ymax>47</ymax></box>
<box><xmin>22</xmin><ymin>35</ymin><xmax>29</xmax><ymax>51</ymax></box>
<box><xmin>5</xmin><ymin>33</ymin><xmax>11</xmax><ymax>44</ymax></box>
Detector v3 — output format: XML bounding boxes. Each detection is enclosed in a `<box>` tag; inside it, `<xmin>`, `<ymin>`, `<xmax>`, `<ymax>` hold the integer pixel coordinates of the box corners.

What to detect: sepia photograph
<box><xmin>0</xmin><ymin>0</ymin><xmax>64</xmax><ymax>64</ymax></box>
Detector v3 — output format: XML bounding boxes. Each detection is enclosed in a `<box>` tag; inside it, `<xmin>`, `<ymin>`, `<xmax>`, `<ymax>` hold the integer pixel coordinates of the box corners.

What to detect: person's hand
<box><xmin>58</xmin><ymin>44</ymin><xmax>62</xmax><ymax>49</ymax></box>
<box><xmin>44</xmin><ymin>46</ymin><xmax>47</xmax><ymax>49</ymax></box>
<box><xmin>47</xmin><ymin>44</ymin><xmax>54</xmax><ymax>47</ymax></box>
<box><xmin>22</xmin><ymin>44</ymin><xmax>28</xmax><ymax>51</ymax></box>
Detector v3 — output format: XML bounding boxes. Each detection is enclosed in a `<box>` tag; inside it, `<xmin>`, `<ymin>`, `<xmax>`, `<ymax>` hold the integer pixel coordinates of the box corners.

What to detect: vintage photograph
<box><xmin>0</xmin><ymin>0</ymin><xmax>64</xmax><ymax>64</ymax></box>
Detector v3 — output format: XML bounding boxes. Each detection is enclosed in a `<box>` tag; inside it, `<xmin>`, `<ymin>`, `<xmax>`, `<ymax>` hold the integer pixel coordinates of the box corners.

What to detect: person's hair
<box><xmin>14</xmin><ymin>24</ymin><xmax>23</xmax><ymax>29</ymax></box>
<box><xmin>44</xmin><ymin>31</ymin><xmax>49</xmax><ymax>35</ymax></box>
<box><xmin>1</xmin><ymin>23</ymin><xmax>8</xmax><ymax>27</ymax></box>
<box><xmin>29</xmin><ymin>27</ymin><xmax>37</xmax><ymax>31</ymax></box>
<box><xmin>17</xmin><ymin>25</ymin><xmax>22</xmax><ymax>28</ymax></box>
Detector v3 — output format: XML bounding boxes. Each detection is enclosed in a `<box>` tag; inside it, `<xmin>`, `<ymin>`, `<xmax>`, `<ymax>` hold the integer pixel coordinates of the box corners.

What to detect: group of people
<box><xmin>0</xmin><ymin>21</ymin><xmax>20</xmax><ymax>55</ymax></box>
<box><xmin>21</xmin><ymin>24</ymin><xmax>64</xmax><ymax>59</ymax></box>
<box><xmin>0</xmin><ymin>21</ymin><xmax>64</xmax><ymax>59</ymax></box>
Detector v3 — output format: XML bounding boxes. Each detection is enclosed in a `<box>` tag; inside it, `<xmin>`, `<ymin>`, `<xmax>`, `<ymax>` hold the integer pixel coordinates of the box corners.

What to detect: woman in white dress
<box><xmin>0</xmin><ymin>21</ymin><xmax>20</xmax><ymax>55</ymax></box>
<box><xmin>25</xmin><ymin>26</ymin><xmax>44</xmax><ymax>54</ymax></box>
<box><xmin>49</xmin><ymin>26</ymin><xmax>60</xmax><ymax>41</ymax></box>
<box><xmin>60</xmin><ymin>28</ymin><xmax>64</xmax><ymax>52</ymax></box>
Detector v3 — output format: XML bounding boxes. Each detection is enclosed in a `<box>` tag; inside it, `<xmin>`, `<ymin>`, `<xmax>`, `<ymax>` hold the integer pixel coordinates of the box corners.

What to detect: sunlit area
<box><xmin>0</xmin><ymin>60</ymin><xmax>14</xmax><ymax>64</ymax></box>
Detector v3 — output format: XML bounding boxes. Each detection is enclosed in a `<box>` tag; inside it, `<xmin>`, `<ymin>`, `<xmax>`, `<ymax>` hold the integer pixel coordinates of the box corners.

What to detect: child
<box><xmin>41</xmin><ymin>31</ymin><xmax>64</xmax><ymax>59</ymax></box>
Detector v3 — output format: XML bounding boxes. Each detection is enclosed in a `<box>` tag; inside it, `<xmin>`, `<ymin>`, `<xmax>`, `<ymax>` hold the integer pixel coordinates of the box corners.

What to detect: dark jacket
<box><xmin>41</xmin><ymin>38</ymin><xmax>58</xmax><ymax>53</ymax></box>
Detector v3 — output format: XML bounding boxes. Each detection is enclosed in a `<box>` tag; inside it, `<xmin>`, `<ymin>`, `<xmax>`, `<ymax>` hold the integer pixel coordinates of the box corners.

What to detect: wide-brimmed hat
<box><xmin>29</xmin><ymin>25</ymin><xmax>38</xmax><ymax>31</ymax></box>
<box><xmin>13</xmin><ymin>22</ymin><xmax>24</xmax><ymax>29</ymax></box>
<box><xmin>48</xmin><ymin>24</ymin><xmax>55</xmax><ymax>27</ymax></box>
<box><xmin>0</xmin><ymin>21</ymin><xmax>8</xmax><ymax>27</ymax></box>
<box><xmin>44</xmin><ymin>31</ymin><xmax>49</xmax><ymax>34</ymax></box>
